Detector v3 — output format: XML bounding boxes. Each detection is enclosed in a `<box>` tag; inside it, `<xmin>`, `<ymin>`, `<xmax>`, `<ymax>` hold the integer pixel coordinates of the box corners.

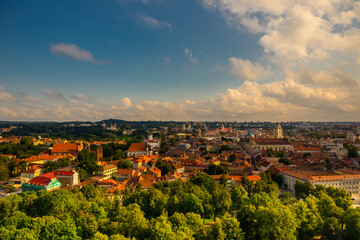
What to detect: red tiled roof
<box><xmin>29</xmin><ymin>176</ymin><xmax>51</xmax><ymax>186</ymax></box>
<box><xmin>127</xmin><ymin>143</ymin><xmax>147</xmax><ymax>152</ymax></box>
<box><xmin>254</xmin><ymin>138</ymin><xmax>291</xmax><ymax>145</ymax></box>
<box><xmin>52</xmin><ymin>143</ymin><xmax>78</xmax><ymax>153</ymax></box>
<box><xmin>40</xmin><ymin>172</ymin><xmax>56</xmax><ymax>178</ymax></box>
<box><xmin>54</xmin><ymin>171</ymin><xmax>75</xmax><ymax>176</ymax></box>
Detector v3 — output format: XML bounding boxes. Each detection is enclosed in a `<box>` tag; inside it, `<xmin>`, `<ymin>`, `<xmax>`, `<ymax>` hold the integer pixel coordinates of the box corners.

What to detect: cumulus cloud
<box><xmin>121</xmin><ymin>97</ymin><xmax>132</xmax><ymax>109</ymax></box>
<box><xmin>50</xmin><ymin>43</ymin><xmax>107</xmax><ymax>64</ymax></box>
<box><xmin>297</xmin><ymin>68</ymin><xmax>359</xmax><ymax>88</ymax></box>
<box><xmin>229</xmin><ymin>57</ymin><xmax>268</xmax><ymax>80</ymax></box>
<box><xmin>137</xmin><ymin>13</ymin><xmax>172</xmax><ymax>31</ymax></box>
<box><xmin>2</xmin><ymin>71</ymin><xmax>360</xmax><ymax>121</ymax></box>
<box><xmin>198</xmin><ymin>0</ymin><xmax>360</xmax><ymax>64</ymax></box>
<box><xmin>184</xmin><ymin>48</ymin><xmax>198</xmax><ymax>64</ymax></box>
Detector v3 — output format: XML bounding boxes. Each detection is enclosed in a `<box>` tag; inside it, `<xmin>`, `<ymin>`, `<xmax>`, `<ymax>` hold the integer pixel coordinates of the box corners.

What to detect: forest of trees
<box><xmin>1</xmin><ymin>172</ymin><xmax>359</xmax><ymax>240</ymax></box>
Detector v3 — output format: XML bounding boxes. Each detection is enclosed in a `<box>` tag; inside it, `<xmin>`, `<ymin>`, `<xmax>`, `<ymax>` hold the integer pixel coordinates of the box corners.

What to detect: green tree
<box><xmin>343</xmin><ymin>208</ymin><xmax>360</xmax><ymax>240</ymax></box>
<box><xmin>220</xmin><ymin>174</ymin><xmax>227</xmax><ymax>186</ymax></box>
<box><xmin>117</xmin><ymin>160</ymin><xmax>133</xmax><ymax>169</ymax></box>
<box><xmin>0</xmin><ymin>163</ymin><xmax>10</xmax><ymax>180</ymax></box>
<box><xmin>113</xmin><ymin>150</ymin><xmax>126</xmax><ymax>160</ymax></box>
<box><xmin>149</xmin><ymin>215</ymin><xmax>179</xmax><ymax>240</ymax></box>
<box><xmin>237</xmin><ymin>193</ymin><xmax>298</xmax><ymax>240</ymax></box>
<box><xmin>294</xmin><ymin>180</ymin><xmax>315</xmax><ymax>199</ymax></box>
<box><xmin>347</xmin><ymin>145</ymin><xmax>359</xmax><ymax>158</ymax></box>
<box><xmin>204</xmin><ymin>164</ymin><xmax>229</xmax><ymax>175</ymax></box>
<box><xmin>155</xmin><ymin>159</ymin><xmax>173</xmax><ymax>176</ymax></box>
<box><xmin>229</xmin><ymin>153</ymin><xmax>236</xmax><ymax>162</ymax></box>
<box><xmin>159</xmin><ymin>142</ymin><xmax>168</xmax><ymax>154</ymax></box>
<box><xmin>7</xmin><ymin>159</ymin><xmax>17</xmax><ymax>174</ymax></box>
<box><xmin>220</xmin><ymin>213</ymin><xmax>245</xmax><ymax>240</ymax></box>
<box><xmin>295</xmin><ymin>196</ymin><xmax>324</xmax><ymax>240</ymax></box>
<box><xmin>231</xmin><ymin>185</ymin><xmax>248</xmax><ymax>210</ymax></box>
<box><xmin>7</xmin><ymin>183</ymin><xmax>15</xmax><ymax>193</ymax></box>
<box><xmin>267</xmin><ymin>148</ymin><xmax>274</xmax><ymax>157</ymax></box>
<box><xmin>78</xmin><ymin>149</ymin><xmax>99</xmax><ymax>176</ymax></box>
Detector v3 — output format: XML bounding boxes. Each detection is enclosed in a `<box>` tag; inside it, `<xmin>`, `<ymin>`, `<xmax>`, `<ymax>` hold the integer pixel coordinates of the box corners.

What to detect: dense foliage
<box><xmin>0</xmin><ymin>172</ymin><xmax>359</xmax><ymax>239</ymax></box>
<box><xmin>0</xmin><ymin>138</ymin><xmax>41</xmax><ymax>159</ymax></box>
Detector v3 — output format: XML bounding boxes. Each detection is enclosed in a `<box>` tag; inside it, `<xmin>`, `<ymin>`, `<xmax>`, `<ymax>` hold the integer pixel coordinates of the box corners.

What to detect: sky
<box><xmin>1</xmin><ymin>0</ymin><xmax>360</xmax><ymax>122</ymax></box>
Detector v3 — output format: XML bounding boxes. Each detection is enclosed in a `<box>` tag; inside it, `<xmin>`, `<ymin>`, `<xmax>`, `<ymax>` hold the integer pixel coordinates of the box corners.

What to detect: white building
<box><xmin>126</xmin><ymin>143</ymin><xmax>151</xmax><ymax>157</ymax></box>
<box><xmin>247</xmin><ymin>138</ymin><xmax>293</xmax><ymax>152</ymax></box>
<box><xmin>144</xmin><ymin>135</ymin><xmax>160</xmax><ymax>149</ymax></box>
<box><xmin>281</xmin><ymin>169</ymin><xmax>360</xmax><ymax>194</ymax></box>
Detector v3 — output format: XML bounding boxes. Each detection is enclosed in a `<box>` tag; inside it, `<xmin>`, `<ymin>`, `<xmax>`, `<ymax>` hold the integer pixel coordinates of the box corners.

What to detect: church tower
<box><xmin>273</xmin><ymin>122</ymin><xmax>283</xmax><ymax>139</ymax></box>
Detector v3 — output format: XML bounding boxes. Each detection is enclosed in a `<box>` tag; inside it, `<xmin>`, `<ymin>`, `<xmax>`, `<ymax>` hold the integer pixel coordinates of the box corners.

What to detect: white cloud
<box><xmin>199</xmin><ymin>0</ymin><xmax>360</xmax><ymax>64</ymax></box>
<box><xmin>50</xmin><ymin>43</ymin><xmax>107</xmax><ymax>64</ymax></box>
<box><xmin>121</xmin><ymin>97</ymin><xmax>132</xmax><ymax>109</ymax></box>
<box><xmin>2</xmin><ymin>71</ymin><xmax>360</xmax><ymax>121</ymax></box>
<box><xmin>137</xmin><ymin>13</ymin><xmax>172</xmax><ymax>31</ymax></box>
<box><xmin>297</xmin><ymin>68</ymin><xmax>359</xmax><ymax>88</ymax></box>
<box><xmin>70</xmin><ymin>93</ymin><xmax>92</xmax><ymax>101</ymax></box>
<box><xmin>184</xmin><ymin>48</ymin><xmax>198</xmax><ymax>64</ymax></box>
<box><xmin>229</xmin><ymin>57</ymin><xmax>268</xmax><ymax>80</ymax></box>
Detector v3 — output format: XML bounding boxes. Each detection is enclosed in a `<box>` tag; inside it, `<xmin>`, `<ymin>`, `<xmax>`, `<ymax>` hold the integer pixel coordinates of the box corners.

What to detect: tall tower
<box><xmin>273</xmin><ymin>122</ymin><xmax>283</xmax><ymax>138</ymax></box>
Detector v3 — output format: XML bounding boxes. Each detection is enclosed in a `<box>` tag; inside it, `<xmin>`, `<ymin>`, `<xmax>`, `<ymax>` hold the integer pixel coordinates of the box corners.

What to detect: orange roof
<box><xmin>22</xmin><ymin>154</ymin><xmax>73</xmax><ymax>163</ymax></box>
<box><xmin>138</xmin><ymin>166</ymin><xmax>147</xmax><ymax>172</ymax></box>
<box><xmin>98</xmin><ymin>179</ymin><xmax>119</xmax><ymax>186</ymax></box>
<box><xmin>108</xmin><ymin>183</ymin><xmax>126</xmax><ymax>194</ymax></box>
<box><xmin>116</xmin><ymin>169</ymin><xmax>134</xmax><ymax>175</ymax></box>
<box><xmin>149</xmin><ymin>166</ymin><xmax>161</xmax><ymax>175</ymax></box>
<box><xmin>172</xmin><ymin>163</ymin><xmax>185</xmax><ymax>170</ymax></box>
<box><xmin>52</xmin><ymin>143</ymin><xmax>78</xmax><ymax>153</ymax></box>
<box><xmin>102</xmin><ymin>164</ymin><xmax>117</xmax><ymax>171</ymax></box>
<box><xmin>127</xmin><ymin>143</ymin><xmax>147</xmax><ymax>152</ymax></box>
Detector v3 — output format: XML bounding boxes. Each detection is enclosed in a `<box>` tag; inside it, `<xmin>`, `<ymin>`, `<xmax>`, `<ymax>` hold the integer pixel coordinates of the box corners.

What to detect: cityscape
<box><xmin>1</xmin><ymin>0</ymin><xmax>360</xmax><ymax>239</ymax></box>
<box><xmin>1</xmin><ymin>121</ymin><xmax>360</xmax><ymax>239</ymax></box>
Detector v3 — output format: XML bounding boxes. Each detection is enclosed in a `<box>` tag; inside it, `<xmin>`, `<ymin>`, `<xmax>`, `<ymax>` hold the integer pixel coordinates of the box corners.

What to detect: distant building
<box><xmin>144</xmin><ymin>135</ymin><xmax>160</xmax><ymax>149</ymax></box>
<box><xmin>126</xmin><ymin>143</ymin><xmax>151</xmax><ymax>157</ymax></box>
<box><xmin>99</xmin><ymin>164</ymin><xmax>117</xmax><ymax>179</ymax></box>
<box><xmin>52</xmin><ymin>142</ymin><xmax>83</xmax><ymax>158</ymax></box>
<box><xmin>115</xmin><ymin>169</ymin><xmax>135</xmax><ymax>181</ymax></box>
<box><xmin>273</xmin><ymin>122</ymin><xmax>283</xmax><ymax>139</ymax></box>
<box><xmin>21</xmin><ymin>165</ymin><xmax>43</xmax><ymax>180</ymax></box>
<box><xmin>248</xmin><ymin>138</ymin><xmax>293</xmax><ymax>152</ymax></box>
<box><xmin>22</xmin><ymin>172</ymin><xmax>62</xmax><ymax>192</ymax></box>
<box><xmin>281</xmin><ymin>169</ymin><xmax>360</xmax><ymax>194</ymax></box>
<box><xmin>54</xmin><ymin>170</ymin><xmax>79</xmax><ymax>187</ymax></box>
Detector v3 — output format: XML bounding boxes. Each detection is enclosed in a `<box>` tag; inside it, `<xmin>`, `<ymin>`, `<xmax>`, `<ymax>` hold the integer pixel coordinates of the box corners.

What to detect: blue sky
<box><xmin>1</xmin><ymin>0</ymin><xmax>360</xmax><ymax>121</ymax></box>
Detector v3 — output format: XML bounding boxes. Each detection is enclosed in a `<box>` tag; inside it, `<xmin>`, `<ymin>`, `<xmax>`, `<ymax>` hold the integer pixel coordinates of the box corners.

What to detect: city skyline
<box><xmin>1</xmin><ymin>0</ymin><xmax>360</xmax><ymax>121</ymax></box>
